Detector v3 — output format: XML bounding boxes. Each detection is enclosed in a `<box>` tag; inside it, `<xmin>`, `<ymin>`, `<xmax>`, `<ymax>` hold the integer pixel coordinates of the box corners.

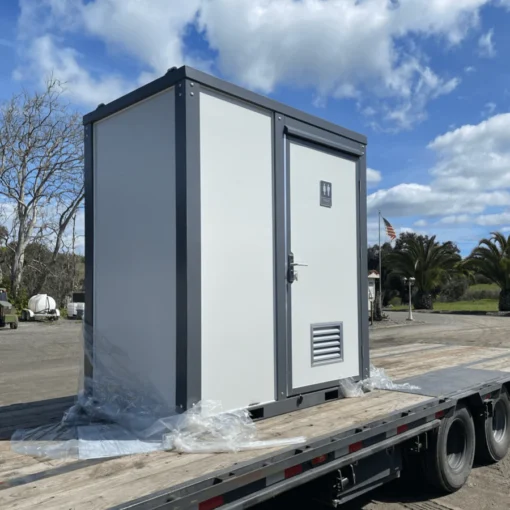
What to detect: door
<box><xmin>285</xmin><ymin>121</ymin><xmax>361</xmax><ymax>394</ymax></box>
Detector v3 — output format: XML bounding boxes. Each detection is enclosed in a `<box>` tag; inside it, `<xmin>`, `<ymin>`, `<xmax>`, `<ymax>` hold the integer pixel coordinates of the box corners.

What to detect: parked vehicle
<box><xmin>67</xmin><ymin>292</ymin><xmax>85</xmax><ymax>320</ymax></box>
<box><xmin>21</xmin><ymin>294</ymin><xmax>60</xmax><ymax>322</ymax></box>
<box><xmin>0</xmin><ymin>288</ymin><xmax>18</xmax><ymax>329</ymax></box>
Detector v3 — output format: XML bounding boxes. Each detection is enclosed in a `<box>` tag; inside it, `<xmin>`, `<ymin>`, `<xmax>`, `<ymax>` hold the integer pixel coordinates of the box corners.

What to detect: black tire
<box><xmin>10</xmin><ymin>322</ymin><xmax>18</xmax><ymax>330</ymax></box>
<box><xmin>475</xmin><ymin>389</ymin><xmax>510</xmax><ymax>464</ymax></box>
<box><xmin>424</xmin><ymin>404</ymin><xmax>475</xmax><ymax>493</ymax></box>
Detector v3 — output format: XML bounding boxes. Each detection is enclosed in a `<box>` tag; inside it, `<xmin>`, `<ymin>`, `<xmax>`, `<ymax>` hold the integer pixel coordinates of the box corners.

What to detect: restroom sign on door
<box><xmin>320</xmin><ymin>181</ymin><xmax>332</xmax><ymax>208</ymax></box>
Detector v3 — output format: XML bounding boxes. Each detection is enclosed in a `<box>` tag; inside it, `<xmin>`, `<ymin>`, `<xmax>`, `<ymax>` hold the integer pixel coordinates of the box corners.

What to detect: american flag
<box><xmin>383</xmin><ymin>217</ymin><xmax>397</xmax><ymax>241</ymax></box>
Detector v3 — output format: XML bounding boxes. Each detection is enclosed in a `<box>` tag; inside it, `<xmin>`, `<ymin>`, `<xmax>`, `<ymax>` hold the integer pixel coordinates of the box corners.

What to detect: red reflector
<box><xmin>435</xmin><ymin>410</ymin><xmax>445</xmax><ymax>419</ymax></box>
<box><xmin>284</xmin><ymin>464</ymin><xmax>303</xmax><ymax>479</ymax></box>
<box><xmin>199</xmin><ymin>495</ymin><xmax>224</xmax><ymax>510</ymax></box>
<box><xmin>397</xmin><ymin>424</ymin><xmax>408</xmax><ymax>435</ymax></box>
<box><xmin>311</xmin><ymin>454</ymin><xmax>327</xmax><ymax>466</ymax></box>
<box><xmin>349</xmin><ymin>442</ymin><xmax>363</xmax><ymax>453</ymax></box>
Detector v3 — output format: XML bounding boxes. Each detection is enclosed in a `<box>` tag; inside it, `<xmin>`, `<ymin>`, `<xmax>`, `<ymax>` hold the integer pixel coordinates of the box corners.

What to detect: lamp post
<box><xmin>403</xmin><ymin>277</ymin><xmax>416</xmax><ymax>321</ymax></box>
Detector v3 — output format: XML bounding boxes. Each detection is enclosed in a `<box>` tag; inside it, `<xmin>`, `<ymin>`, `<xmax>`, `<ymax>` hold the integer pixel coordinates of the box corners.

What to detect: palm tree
<box><xmin>386</xmin><ymin>235</ymin><xmax>461</xmax><ymax>310</ymax></box>
<box><xmin>463</xmin><ymin>232</ymin><xmax>510</xmax><ymax>312</ymax></box>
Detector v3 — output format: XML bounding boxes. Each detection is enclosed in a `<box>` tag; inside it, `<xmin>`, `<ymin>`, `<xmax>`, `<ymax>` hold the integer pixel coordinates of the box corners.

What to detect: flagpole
<box><xmin>378</xmin><ymin>210</ymin><xmax>382</xmax><ymax>313</ymax></box>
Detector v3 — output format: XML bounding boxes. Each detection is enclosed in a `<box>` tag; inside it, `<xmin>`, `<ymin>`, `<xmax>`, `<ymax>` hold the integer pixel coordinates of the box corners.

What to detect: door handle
<box><xmin>287</xmin><ymin>253</ymin><xmax>307</xmax><ymax>283</ymax></box>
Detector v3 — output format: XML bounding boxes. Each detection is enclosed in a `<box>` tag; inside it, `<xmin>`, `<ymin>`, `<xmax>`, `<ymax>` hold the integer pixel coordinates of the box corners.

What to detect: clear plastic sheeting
<box><xmin>162</xmin><ymin>401</ymin><xmax>305</xmax><ymax>453</ymax></box>
<box><xmin>11</xmin><ymin>324</ymin><xmax>306</xmax><ymax>460</ymax></box>
<box><xmin>339</xmin><ymin>364</ymin><xmax>420</xmax><ymax>398</ymax></box>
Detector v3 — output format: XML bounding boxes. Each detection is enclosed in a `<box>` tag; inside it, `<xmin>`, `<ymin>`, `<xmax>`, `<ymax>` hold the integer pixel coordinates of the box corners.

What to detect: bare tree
<box><xmin>33</xmin><ymin>187</ymin><xmax>84</xmax><ymax>295</ymax></box>
<box><xmin>0</xmin><ymin>78</ymin><xmax>83</xmax><ymax>299</ymax></box>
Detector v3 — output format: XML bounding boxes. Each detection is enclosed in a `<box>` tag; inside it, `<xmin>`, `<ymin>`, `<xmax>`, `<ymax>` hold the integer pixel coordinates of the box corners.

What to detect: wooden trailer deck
<box><xmin>2</xmin><ymin>343</ymin><xmax>510</xmax><ymax>510</ymax></box>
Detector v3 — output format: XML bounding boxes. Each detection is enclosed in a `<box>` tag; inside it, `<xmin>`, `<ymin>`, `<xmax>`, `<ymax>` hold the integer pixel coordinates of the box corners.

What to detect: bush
<box><xmin>462</xmin><ymin>288</ymin><xmax>500</xmax><ymax>301</ymax></box>
<box><xmin>473</xmin><ymin>274</ymin><xmax>492</xmax><ymax>285</ymax></box>
<box><xmin>439</xmin><ymin>278</ymin><xmax>469</xmax><ymax>302</ymax></box>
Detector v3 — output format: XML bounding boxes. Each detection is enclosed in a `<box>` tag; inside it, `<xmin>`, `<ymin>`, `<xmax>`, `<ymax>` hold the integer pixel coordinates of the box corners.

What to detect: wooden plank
<box><xmin>469</xmin><ymin>356</ymin><xmax>510</xmax><ymax>372</ymax></box>
<box><xmin>0</xmin><ymin>391</ymin><xmax>430</xmax><ymax>509</ymax></box>
<box><xmin>376</xmin><ymin>346</ymin><xmax>510</xmax><ymax>380</ymax></box>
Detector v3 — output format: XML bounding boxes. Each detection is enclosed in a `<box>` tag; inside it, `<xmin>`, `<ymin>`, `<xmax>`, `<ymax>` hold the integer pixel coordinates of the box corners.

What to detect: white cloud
<box><xmin>14</xmin><ymin>35</ymin><xmax>132</xmax><ymax>107</ymax></box>
<box><xmin>438</xmin><ymin>214</ymin><xmax>471</xmax><ymax>224</ymax></box>
<box><xmin>16</xmin><ymin>0</ymin><xmax>510</xmax><ymax>129</ymax></box>
<box><xmin>428</xmin><ymin>113</ymin><xmax>510</xmax><ymax>191</ymax></box>
<box><xmin>414</xmin><ymin>219</ymin><xmax>428</xmax><ymax>227</ymax></box>
<box><xmin>368</xmin><ymin>112</ymin><xmax>510</xmax><ymax>234</ymax></box>
<box><xmin>478</xmin><ymin>28</ymin><xmax>496</xmax><ymax>58</ymax></box>
<box><xmin>368</xmin><ymin>183</ymin><xmax>510</xmax><ymax>217</ymax></box>
<box><xmin>15</xmin><ymin>0</ymin><xmax>204</xmax><ymax>107</ymax></box>
<box><xmin>197</xmin><ymin>0</ymin><xmax>472</xmax><ymax>129</ymax></box>
<box><xmin>476</xmin><ymin>212</ymin><xmax>510</xmax><ymax>226</ymax></box>
<box><xmin>464</xmin><ymin>65</ymin><xmax>476</xmax><ymax>73</ymax></box>
<box><xmin>367</xmin><ymin>168</ymin><xmax>382</xmax><ymax>187</ymax></box>
<box><xmin>481</xmin><ymin>102</ymin><xmax>497</xmax><ymax>117</ymax></box>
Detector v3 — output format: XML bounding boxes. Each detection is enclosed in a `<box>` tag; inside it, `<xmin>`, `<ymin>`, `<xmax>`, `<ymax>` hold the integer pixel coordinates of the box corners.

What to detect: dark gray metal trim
<box><xmin>274</xmin><ymin>114</ymin><xmax>287</xmax><ymax>402</ymax></box>
<box><xmin>217</xmin><ymin>422</ymin><xmax>438</xmax><ymax>510</ymax></box>
<box><xmin>83</xmin><ymin>67</ymin><xmax>186</xmax><ymax>125</ymax></box>
<box><xmin>175</xmin><ymin>79</ymin><xmax>202</xmax><ymax>410</ymax></box>
<box><xmin>84</xmin><ymin>66</ymin><xmax>366</xmax><ymax>145</ymax></box>
<box><xmin>284</xmin><ymin>134</ymin><xmax>295</xmax><ymax>396</ymax></box>
<box><xmin>290</xmin><ymin>378</ymin><xmax>358</xmax><ymax>397</ymax></box>
<box><xmin>83</xmin><ymin>123</ymin><xmax>94</xmax><ymax>386</ymax></box>
<box><xmin>283</xmin><ymin>124</ymin><xmax>364</xmax><ymax>156</ymax></box>
<box><xmin>357</xmin><ymin>150</ymin><xmax>370</xmax><ymax>379</ymax></box>
<box><xmin>248</xmin><ymin>384</ymin><xmax>344</xmax><ymax>420</ymax></box>
<box><xmin>283</xmin><ymin>116</ymin><xmax>365</xmax><ymax>155</ymax></box>
<box><xmin>183</xmin><ymin>67</ymin><xmax>366</xmax><ymax>144</ymax></box>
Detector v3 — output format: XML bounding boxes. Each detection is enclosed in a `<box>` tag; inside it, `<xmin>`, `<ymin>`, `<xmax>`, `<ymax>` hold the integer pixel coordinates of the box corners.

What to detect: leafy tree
<box><xmin>463</xmin><ymin>232</ymin><xmax>510</xmax><ymax>311</ymax></box>
<box><xmin>386</xmin><ymin>235</ymin><xmax>461</xmax><ymax>309</ymax></box>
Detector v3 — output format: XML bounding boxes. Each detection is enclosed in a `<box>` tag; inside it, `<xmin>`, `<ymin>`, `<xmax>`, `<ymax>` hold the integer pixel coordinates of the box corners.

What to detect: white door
<box><xmin>288</xmin><ymin>138</ymin><xmax>360</xmax><ymax>392</ymax></box>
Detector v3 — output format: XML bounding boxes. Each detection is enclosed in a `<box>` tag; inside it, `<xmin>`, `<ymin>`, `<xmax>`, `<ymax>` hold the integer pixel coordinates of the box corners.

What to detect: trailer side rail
<box><xmin>116</xmin><ymin>398</ymin><xmax>454</xmax><ymax>510</ymax></box>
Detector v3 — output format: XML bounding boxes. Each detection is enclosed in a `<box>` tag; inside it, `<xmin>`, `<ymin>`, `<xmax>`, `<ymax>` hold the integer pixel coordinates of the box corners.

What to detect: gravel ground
<box><xmin>0</xmin><ymin>319</ymin><xmax>81</xmax><ymax>406</ymax></box>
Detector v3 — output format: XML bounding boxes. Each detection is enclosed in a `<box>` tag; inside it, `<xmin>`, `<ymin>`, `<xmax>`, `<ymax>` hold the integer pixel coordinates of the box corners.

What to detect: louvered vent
<box><xmin>311</xmin><ymin>322</ymin><xmax>343</xmax><ymax>366</ymax></box>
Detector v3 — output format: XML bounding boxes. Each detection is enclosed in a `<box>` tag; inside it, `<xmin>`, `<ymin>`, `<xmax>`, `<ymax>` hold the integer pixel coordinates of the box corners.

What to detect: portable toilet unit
<box><xmin>84</xmin><ymin>66</ymin><xmax>369</xmax><ymax>419</ymax></box>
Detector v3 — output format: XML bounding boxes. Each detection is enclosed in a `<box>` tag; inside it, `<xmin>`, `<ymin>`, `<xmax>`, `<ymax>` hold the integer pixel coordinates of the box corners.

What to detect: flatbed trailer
<box><xmin>2</xmin><ymin>342</ymin><xmax>510</xmax><ymax>509</ymax></box>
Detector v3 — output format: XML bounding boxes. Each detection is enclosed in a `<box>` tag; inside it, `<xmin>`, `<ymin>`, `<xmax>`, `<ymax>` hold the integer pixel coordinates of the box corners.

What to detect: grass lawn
<box><xmin>433</xmin><ymin>299</ymin><xmax>498</xmax><ymax>312</ymax></box>
<box><xmin>390</xmin><ymin>299</ymin><xmax>498</xmax><ymax>312</ymax></box>
<box><xmin>468</xmin><ymin>283</ymin><xmax>499</xmax><ymax>292</ymax></box>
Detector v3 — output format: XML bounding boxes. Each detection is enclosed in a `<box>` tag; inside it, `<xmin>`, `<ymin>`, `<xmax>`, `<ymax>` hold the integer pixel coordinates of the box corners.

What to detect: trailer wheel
<box><xmin>475</xmin><ymin>390</ymin><xmax>510</xmax><ymax>464</ymax></box>
<box><xmin>10</xmin><ymin>322</ymin><xmax>18</xmax><ymax>330</ymax></box>
<box><xmin>425</xmin><ymin>404</ymin><xmax>475</xmax><ymax>493</ymax></box>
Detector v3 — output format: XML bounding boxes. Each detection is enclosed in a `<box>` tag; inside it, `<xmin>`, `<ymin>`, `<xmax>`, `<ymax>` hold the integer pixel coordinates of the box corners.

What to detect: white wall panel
<box><xmin>93</xmin><ymin>89</ymin><xmax>177</xmax><ymax>411</ymax></box>
<box><xmin>199</xmin><ymin>91</ymin><xmax>275</xmax><ymax>410</ymax></box>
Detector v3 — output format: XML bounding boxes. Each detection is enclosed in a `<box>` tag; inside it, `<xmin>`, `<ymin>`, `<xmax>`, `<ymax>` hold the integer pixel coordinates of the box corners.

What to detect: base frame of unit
<box><xmin>247</xmin><ymin>378</ymin><xmax>362</xmax><ymax>421</ymax></box>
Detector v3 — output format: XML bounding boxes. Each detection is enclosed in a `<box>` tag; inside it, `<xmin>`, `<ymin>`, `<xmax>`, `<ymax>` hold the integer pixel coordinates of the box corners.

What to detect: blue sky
<box><xmin>1</xmin><ymin>0</ymin><xmax>510</xmax><ymax>255</ymax></box>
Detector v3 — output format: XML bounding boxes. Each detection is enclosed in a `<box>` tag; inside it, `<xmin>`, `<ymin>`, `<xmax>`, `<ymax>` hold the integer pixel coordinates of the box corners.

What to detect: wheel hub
<box><xmin>492</xmin><ymin>399</ymin><xmax>507</xmax><ymax>444</ymax></box>
<box><xmin>447</xmin><ymin>420</ymin><xmax>467</xmax><ymax>471</ymax></box>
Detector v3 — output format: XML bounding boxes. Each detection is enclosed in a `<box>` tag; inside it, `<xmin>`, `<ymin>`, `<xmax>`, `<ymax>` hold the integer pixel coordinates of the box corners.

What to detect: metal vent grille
<box><xmin>311</xmin><ymin>322</ymin><xmax>343</xmax><ymax>366</ymax></box>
